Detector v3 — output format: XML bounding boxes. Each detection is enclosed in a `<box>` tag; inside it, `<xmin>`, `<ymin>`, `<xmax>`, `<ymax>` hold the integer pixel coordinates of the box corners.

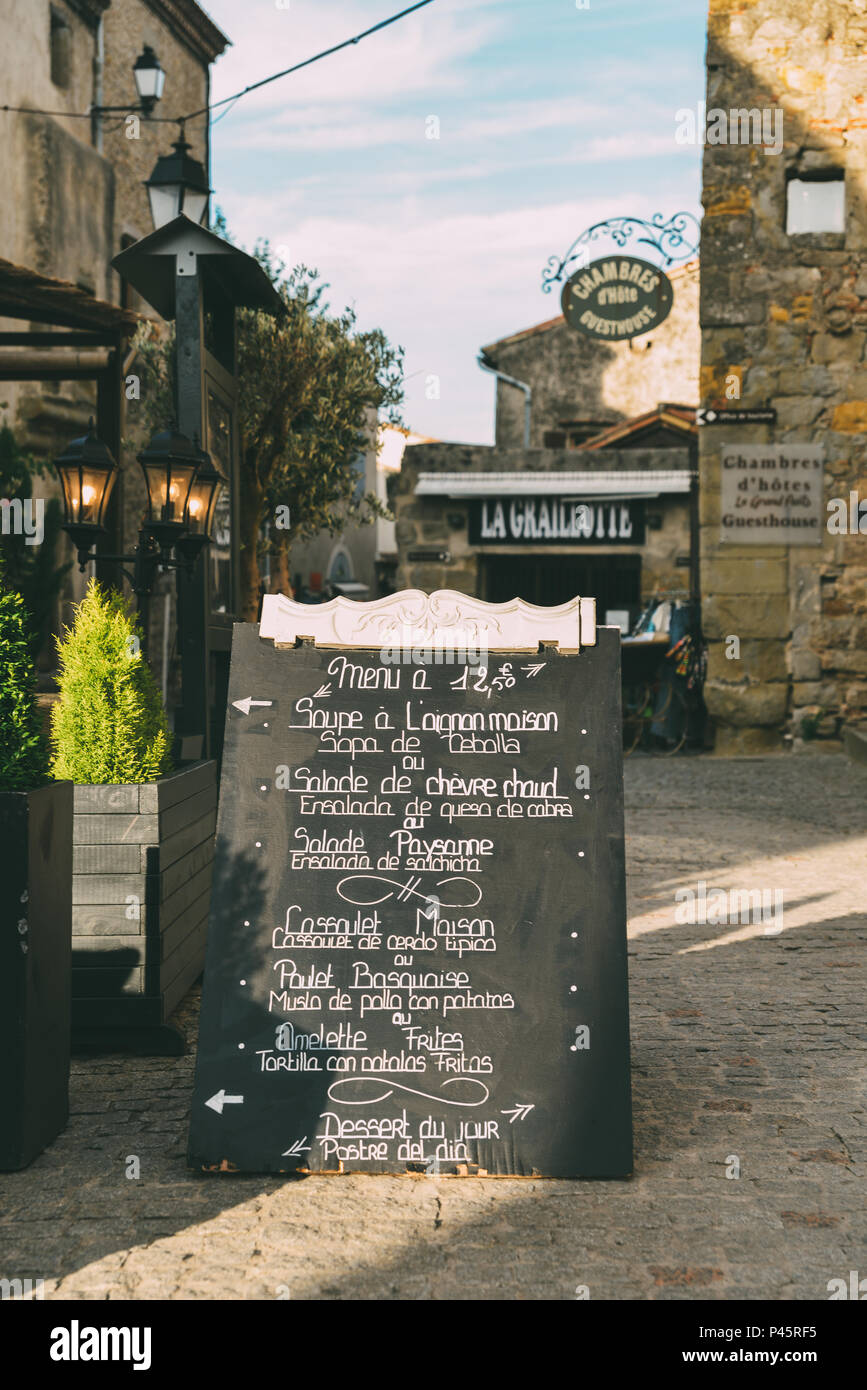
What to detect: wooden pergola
<box><xmin>0</xmin><ymin>256</ymin><xmax>141</xmax><ymax>568</ymax></box>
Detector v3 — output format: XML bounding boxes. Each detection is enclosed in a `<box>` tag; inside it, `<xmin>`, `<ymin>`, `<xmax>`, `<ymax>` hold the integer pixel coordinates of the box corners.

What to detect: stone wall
<box><xmin>700</xmin><ymin>0</ymin><xmax>867</xmax><ymax>751</ymax></box>
<box><xmin>487</xmin><ymin>262</ymin><xmax>700</xmax><ymax>449</ymax></box>
<box><xmin>0</xmin><ymin>0</ymin><xmax>219</xmax><ymax>447</ymax></box>
<box><xmin>0</xmin><ymin>1</ymin><xmax>226</xmax><ymax>697</ymax></box>
<box><xmin>390</xmin><ymin>443</ymin><xmax>692</xmax><ymax>600</ymax></box>
<box><xmin>103</xmin><ymin>0</ymin><xmax>216</xmax><ymax>290</ymax></box>
<box><xmin>0</xmin><ymin>2</ymin><xmax>112</xmax><ymax>453</ymax></box>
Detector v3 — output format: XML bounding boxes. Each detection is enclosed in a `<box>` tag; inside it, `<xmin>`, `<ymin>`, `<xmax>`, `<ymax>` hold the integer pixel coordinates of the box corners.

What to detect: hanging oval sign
<box><xmin>561</xmin><ymin>254</ymin><xmax>674</xmax><ymax>341</ymax></box>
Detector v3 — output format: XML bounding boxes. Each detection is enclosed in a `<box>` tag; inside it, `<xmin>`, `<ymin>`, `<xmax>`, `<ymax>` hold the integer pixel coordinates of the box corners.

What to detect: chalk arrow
<box><xmin>312</xmin><ymin>683</ymin><xmax>332</xmax><ymax>698</ymax></box>
<box><xmin>232</xmin><ymin>697</ymin><xmax>274</xmax><ymax>716</ymax></box>
<box><xmin>501</xmin><ymin>1104</ymin><xmax>535</xmax><ymax>1124</ymax></box>
<box><xmin>282</xmin><ymin>1137</ymin><xmax>312</xmax><ymax>1156</ymax></box>
<box><xmin>520</xmin><ymin>664</ymin><xmax>546</xmax><ymax>678</ymax></box>
<box><xmin>205</xmin><ymin>1090</ymin><xmax>244</xmax><ymax>1114</ymax></box>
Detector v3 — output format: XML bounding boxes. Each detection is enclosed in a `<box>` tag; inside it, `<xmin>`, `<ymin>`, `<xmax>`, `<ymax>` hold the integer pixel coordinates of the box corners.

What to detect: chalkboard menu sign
<box><xmin>188</xmin><ymin>592</ymin><xmax>632</xmax><ymax>1177</ymax></box>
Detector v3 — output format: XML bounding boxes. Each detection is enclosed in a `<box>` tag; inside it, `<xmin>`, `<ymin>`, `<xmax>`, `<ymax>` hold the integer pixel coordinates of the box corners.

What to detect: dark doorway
<box><xmin>480</xmin><ymin>553</ymin><xmax>641</xmax><ymax>618</ymax></box>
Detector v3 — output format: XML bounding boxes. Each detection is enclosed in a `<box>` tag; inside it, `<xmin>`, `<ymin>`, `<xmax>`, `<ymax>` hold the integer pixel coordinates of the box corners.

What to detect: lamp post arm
<box><xmin>74</xmin><ymin>551</ymin><xmax>138</xmax><ymax>589</ymax></box>
<box><xmin>70</xmin><ymin>534</ymin><xmax>161</xmax><ymax>598</ymax></box>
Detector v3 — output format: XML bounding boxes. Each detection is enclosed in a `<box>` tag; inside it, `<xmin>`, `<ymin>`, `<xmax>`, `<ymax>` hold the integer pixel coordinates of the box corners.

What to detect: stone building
<box><xmin>0</xmin><ymin>0</ymin><xmax>227</xmax><ymax>697</ymax></box>
<box><xmin>391</xmin><ymin>262</ymin><xmax>700</xmax><ymax>627</ymax></box>
<box><xmin>487</xmin><ymin>261</ymin><xmax>699</xmax><ymax>449</ymax></box>
<box><xmin>700</xmin><ymin>0</ymin><xmax>867</xmax><ymax>752</ymax></box>
<box><xmin>0</xmin><ymin>0</ymin><xmax>226</xmax><ymax>454</ymax></box>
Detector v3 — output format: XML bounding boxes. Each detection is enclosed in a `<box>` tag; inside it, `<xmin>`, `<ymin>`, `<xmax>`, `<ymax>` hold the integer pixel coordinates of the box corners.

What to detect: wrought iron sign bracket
<box><xmin>542</xmin><ymin>212</ymin><xmax>700</xmax><ymax>293</ymax></box>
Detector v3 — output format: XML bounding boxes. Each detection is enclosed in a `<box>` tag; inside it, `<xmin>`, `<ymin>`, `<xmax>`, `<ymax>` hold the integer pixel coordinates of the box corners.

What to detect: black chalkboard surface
<box><xmin>188</xmin><ymin>623</ymin><xmax>632</xmax><ymax>1177</ymax></box>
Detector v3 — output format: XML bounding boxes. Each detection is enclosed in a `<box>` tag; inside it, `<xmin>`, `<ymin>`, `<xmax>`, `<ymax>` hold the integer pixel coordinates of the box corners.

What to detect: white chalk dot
<box><xmin>584</xmin><ymin>794</ymin><xmax>590</xmax><ymax>800</ymax></box>
<box><xmin>570</xmin><ymin>932</ymin><xmax>578</xmax><ymax>938</ymax></box>
<box><xmin>255</xmin><ymin>841</ymin><xmax>262</xmax><ymax>848</ymax></box>
<box><xmin>570</xmin><ymin>985</ymin><xmax>577</xmax><ymax>993</ymax></box>
<box><xmin>240</xmin><ymin>979</ymin><xmax>246</xmax><ymax>986</ymax></box>
<box><xmin>570</xmin><ymin>1045</ymin><xmax>578</xmax><ymax>1052</ymax></box>
<box><xmin>244</xmin><ymin>920</ymin><xmax>250</xmax><ymax>926</ymax></box>
<box><xmin>578</xmin><ymin>851</ymin><xmax>585</xmax><ymax>857</ymax></box>
<box><xmin>238</xmin><ymin>1043</ymin><xmax>245</xmax><ymax>1050</ymax></box>
<box><xmin>260</xmin><ymin>784</ymin><xmax>267</xmax><ymax>791</ymax></box>
<box><xmin>263</xmin><ymin>722</ymin><xmax>269</xmax><ymax>728</ymax></box>
<box><xmin>581</xmin><ymin>728</ymin><xmax>587</xmax><ymax>734</ymax></box>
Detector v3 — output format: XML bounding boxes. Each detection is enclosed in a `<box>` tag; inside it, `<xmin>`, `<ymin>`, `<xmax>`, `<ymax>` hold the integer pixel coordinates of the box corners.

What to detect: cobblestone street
<box><xmin>1</xmin><ymin>753</ymin><xmax>865</xmax><ymax>1301</ymax></box>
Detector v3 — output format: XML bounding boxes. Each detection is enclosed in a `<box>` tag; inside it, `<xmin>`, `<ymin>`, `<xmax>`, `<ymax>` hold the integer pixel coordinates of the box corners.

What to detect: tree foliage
<box><xmin>133</xmin><ymin>220</ymin><xmax>404</xmax><ymax>619</ymax></box>
<box><xmin>50</xmin><ymin>580</ymin><xmax>173</xmax><ymax>785</ymax></box>
<box><xmin>0</xmin><ymin>560</ymin><xmax>49</xmax><ymax>790</ymax></box>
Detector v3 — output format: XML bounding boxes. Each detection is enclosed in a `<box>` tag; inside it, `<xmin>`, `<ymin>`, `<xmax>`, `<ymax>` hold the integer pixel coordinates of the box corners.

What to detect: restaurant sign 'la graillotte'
<box><xmin>469</xmin><ymin>497</ymin><xmax>646</xmax><ymax>546</ymax></box>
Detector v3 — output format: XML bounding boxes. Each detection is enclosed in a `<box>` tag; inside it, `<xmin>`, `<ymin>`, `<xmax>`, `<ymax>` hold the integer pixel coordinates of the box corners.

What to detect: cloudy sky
<box><xmin>200</xmin><ymin>0</ymin><xmax>707</xmax><ymax>444</ymax></box>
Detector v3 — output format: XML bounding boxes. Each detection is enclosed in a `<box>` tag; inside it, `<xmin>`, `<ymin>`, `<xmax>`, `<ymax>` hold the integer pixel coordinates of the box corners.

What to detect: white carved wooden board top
<box><xmin>258</xmin><ymin>589</ymin><xmax>597</xmax><ymax>652</ymax></box>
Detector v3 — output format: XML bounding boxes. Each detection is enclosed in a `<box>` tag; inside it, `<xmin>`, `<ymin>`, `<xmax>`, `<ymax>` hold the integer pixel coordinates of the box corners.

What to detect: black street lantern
<box><xmin>175</xmin><ymin>438</ymin><xmax>226</xmax><ymax>566</ymax></box>
<box><xmin>132</xmin><ymin>45</ymin><xmax>166</xmax><ymax>114</ymax></box>
<box><xmin>185</xmin><ymin>439</ymin><xmax>225</xmax><ymax>537</ymax></box>
<box><xmin>54</xmin><ymin>424</ymin><xmax>218</xmax><ymax>660</ymax></box>
<box><xmin>55</xmin><ymin>422</ymin><xmax>119</xmax><ymax>553</ymax></box>
<box><xmin>138</xmin><ymin>426</ymin><xmax>199</xmax><ymax>545</ymax></box>
<box><xmin>145</xmin><ymin>133</ymin><xmax>211</xmax><ymax>231</ymax></box>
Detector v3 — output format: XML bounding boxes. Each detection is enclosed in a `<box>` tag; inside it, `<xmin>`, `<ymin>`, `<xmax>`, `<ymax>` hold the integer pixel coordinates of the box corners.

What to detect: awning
<box><xmin>0</xmin><ymin>257</ymin><xmax>139</xmax><ymax>334</ymax></box>
<box><xmin>415</xmin><ymin>470</ymin><xmax>695</xmax><ymax>500</ymax></box>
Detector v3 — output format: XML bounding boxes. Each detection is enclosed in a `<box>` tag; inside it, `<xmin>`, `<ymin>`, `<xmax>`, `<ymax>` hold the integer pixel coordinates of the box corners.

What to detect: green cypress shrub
<box><xmin>50</xmin><ymin>580</ymin><xmax>173</xmax><ymax>785</ymax></box>
<box><xmin>0</xmin><ymin>562</ymin><xmax>49</xmax><ymax>790</ymax></box>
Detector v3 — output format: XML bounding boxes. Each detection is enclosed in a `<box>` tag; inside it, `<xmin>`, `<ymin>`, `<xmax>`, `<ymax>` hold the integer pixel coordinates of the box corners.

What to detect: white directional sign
<box><xmin>697</xmin><ymin>407</ymin><xmax>776</xmax><ymax>426</ymax></box>
<box><xmin>205</xmin><ymin>1090</ymin><xmax>244</xmax><ymax>1114</ymax></box>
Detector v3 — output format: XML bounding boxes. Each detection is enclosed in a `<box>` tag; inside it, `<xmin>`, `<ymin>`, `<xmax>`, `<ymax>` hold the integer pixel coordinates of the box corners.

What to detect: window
<box><xmin>50</xmin><ymin>7</ymin><xmax>71</xmax><ymax>89</ymax></box>
<box><xmin>543</xmin><ymin>431</ymin><xmax>567</xmax><ymax>449</ymax></box>
<box><xmin>568</xmin><ymin>428</ymin><xmax>602</xmax><ymax>447</ymax></box>
<box><xmin>544</xmin><ymin>423</ymin><xmax>608</xmax><ymax>448</ymax></box>
<box><xmin>786</xmin><ymin>174</ymin><xmax>845</xmax><ymax>235</ymax></box>
<box><xmin>329</xmin><ymin>550</ymin><xmax>353</xmax><ymax>585</ymax></box>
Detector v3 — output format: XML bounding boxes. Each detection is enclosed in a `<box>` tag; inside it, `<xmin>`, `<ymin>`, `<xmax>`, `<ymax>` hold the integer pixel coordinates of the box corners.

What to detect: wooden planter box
<box><xmin>0</xmin><ymin>781</ymin><xmax>73</xmax><ymax>1169</ymax></box>
<box><xmin>71</xmin><ymin>761</ymin><xmax>216</xmax><ymax>1053</ymax></box>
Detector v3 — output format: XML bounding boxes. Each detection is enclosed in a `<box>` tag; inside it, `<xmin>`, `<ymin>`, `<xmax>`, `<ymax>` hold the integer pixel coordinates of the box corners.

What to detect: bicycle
<box><xmin>622</xmin><ymin>677</ymin><xmax>688</xmax><ymax>756</ymax></box>
<box><xmin>622</xmin><ymin>632</ymin><xmax>706</xmax><ymax>756</ymax></box>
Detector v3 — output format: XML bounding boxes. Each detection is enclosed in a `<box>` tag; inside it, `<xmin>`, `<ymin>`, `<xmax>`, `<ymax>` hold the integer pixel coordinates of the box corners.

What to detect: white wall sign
<box><xmin>719</xmin><ymin>445</ymin><xmax>824</xmax><ymax>545</ymax></box>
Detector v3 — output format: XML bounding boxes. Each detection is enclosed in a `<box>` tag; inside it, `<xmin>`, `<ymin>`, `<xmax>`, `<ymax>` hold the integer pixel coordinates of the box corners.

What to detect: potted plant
<box><xmin>0</xmin><ymin>566</ymin><xmax>72</xmax><ymax>1169</ymax></box>
<box><xmin>50</xmin><ymin>580</ymin><xmax>216</xmax><ymax>1053</ymax></box>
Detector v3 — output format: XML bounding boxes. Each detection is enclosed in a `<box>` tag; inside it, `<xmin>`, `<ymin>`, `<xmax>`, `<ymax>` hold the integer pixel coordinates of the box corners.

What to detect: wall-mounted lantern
<box><xmin>132</xmin><ymin>46</ymin><xmax>166</xmax><ymax>115</ymax></box>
